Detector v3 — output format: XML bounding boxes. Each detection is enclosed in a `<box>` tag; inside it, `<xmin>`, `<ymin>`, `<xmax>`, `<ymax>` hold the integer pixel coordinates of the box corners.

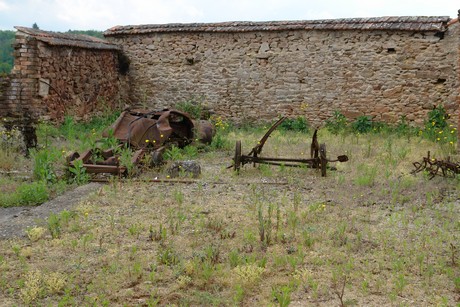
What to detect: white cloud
<box><xmin>0</xmin><ymin>0</ymin><xmax>10</xmax><ymax>11</ymax></box>
<box><xmin>53</xmin><ymin>0</ymin><xmax>117</xmax><ymax>29</ymax></box>
<box><xmin>1</xmin><ymin>0</ymin><xmax>458</xmax><ymax>31</ymax></box>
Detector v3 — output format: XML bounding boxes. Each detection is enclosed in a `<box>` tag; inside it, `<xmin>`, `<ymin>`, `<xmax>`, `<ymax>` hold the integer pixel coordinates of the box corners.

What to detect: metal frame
<box><xmin>231</xmin><ymin>117</ymin><xmax>348</xmax><ymax>176</ymax></box>
<box><xmin>412</xmin><ymin>151</ymin><xmax>460</xmax><ymax>179</ymax></box>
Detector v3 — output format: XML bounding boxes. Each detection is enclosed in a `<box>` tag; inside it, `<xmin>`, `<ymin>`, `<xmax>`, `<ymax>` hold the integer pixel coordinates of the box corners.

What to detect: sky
<box><xmin>0</xmin><ymin>0</ymin><xmax>458</xmax><ymax>32</ymax></box>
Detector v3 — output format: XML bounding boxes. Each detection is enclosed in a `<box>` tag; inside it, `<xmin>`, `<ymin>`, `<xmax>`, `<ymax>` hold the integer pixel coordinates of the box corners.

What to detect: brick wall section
<box><xmin>106</xmin><ymin>18</ymin><xmax>459</xmax><ymax>129</ymax></box>
<box><xmin>0</xmin><ymin>76</ymin><xmax>10</xmax><ymax>117</ymax></box>
<box><xmin>9</xmin><ymin>31</ymin><xmax>39</xmax><ymax>120</ymax></box>
<box><xmin>0</xmin><ymin>74</ymin><xmax>26</xmax><ymax>119</ymax></box>
<box><xmin>5</xmin><ymin>27</ymin><xmax>129</xmax><ymax>123</ymax></box>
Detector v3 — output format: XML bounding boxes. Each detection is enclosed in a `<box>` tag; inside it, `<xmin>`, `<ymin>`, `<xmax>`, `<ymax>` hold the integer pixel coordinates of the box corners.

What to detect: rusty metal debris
<box><xmin>67</xmin><ymin>108</ymin><xmax>214</xmax><ymax>178</ymax></box>
<box><xmin>230</xmin><ymin>117</ymin><xmax>348</xmax><ymax>176</ymax></box>
<box><xmin>412</xmin><ymin>151</ymin><xmax>460</xmax><ymax>179</ymax></box>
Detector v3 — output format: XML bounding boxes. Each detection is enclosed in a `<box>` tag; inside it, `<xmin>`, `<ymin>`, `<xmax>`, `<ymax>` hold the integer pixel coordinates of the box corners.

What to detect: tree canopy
<box><xmin>0</xmin><ymin>30</ymin><xmax>15</xmax><ymax>75</ymax></box>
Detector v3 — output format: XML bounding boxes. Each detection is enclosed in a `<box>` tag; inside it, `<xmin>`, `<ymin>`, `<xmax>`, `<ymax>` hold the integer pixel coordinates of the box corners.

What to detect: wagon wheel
<box><xmin>234</xmin><ymin>140</ymin><xmax>242</xmax><ymax>173</ymax></box>
<box><xmin>319</xmin><ymin>143</ymin><xmax>327</xmax><ymax>177</ymax></box>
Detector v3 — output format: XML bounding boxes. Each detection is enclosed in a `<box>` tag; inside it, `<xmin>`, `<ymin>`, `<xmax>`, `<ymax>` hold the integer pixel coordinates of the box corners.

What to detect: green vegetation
<box><xmin>173</xmin><ymin>97</ymin><xmax>211</xmax><ymax>120</ymax></box>
<box><xmin>280</xmin><ymin>116</ymin><xmax>309</xmax><ymax>132</ymax></box>
<box><xmin>66</xmin><ymin>30</ymin><xmax>104</xmax><ymax>39</ymax></box>
<box><xmin>325</xmin><ymin>107</ymin><xmax>457</xmax><ymax>148</ymax></box>
<box><xmin>0</xmin><ymin>30</ymin><xmax>14</xmax><ymax>75</ymax></box>
<box><xmin>0</xmin><ymin>111</ymin><xmax>121</xmax><ymax>207</ymax></box>
<box><xmin>0</xmin><ymin>106</ymin><xmax>459</xmax><ymax>305</ymax></box>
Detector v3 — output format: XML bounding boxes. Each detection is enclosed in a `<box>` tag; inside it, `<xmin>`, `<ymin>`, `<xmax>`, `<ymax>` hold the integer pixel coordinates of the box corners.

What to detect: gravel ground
<box><xmin>0</xmin><ymin>183</ymin><xmax>101</xmax><ymax>239</ymax></box>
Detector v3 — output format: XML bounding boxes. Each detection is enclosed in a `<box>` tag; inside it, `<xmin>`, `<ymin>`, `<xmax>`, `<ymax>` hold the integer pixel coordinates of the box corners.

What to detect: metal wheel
<box><xmin>319</xmin><ymin>143</ymin><xmax>327</xmax><ymax>177</ymax></box>
<box><xmin>234</xmin><ymin>140</ymin><xmax>242</xmax><ymax>172</ymax></box>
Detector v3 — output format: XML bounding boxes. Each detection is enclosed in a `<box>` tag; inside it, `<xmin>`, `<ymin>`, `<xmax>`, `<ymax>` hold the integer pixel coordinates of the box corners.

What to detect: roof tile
<box><xmin>104</xmin><ymin>16</ymin><xmax>451</xmax><ymax>36</ymax></box>
<box><xmin>15</xmin><ymin>27</ymin><xmax>120</xmax><ymax>50</ymax></box>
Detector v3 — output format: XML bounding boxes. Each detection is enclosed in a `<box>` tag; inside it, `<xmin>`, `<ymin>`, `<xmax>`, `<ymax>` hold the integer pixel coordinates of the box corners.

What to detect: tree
<box><xmin>0</xmin><ymin>30</ymin><xmax>15</xmax><ymax>74</ymax></box>
<box><xmin>32</xmin><ymin>23</ymin><xmax>39</xmax><ymax>30</ymax></box>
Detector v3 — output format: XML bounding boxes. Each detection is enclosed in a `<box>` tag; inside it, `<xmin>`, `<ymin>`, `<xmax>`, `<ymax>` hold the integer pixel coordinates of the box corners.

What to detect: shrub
<box><xmin>425</xmin><ymin>105</ymin><xmax>449</xmax><ymax>130</ymax></box>
<box><xmin>164</xmin><ymin>145</ymin><xmax>184</xmax><ymax>161</ymax></box>
<box><xmin>325</xmin><ymin>111</ymin><xmax>348</xmax><ymax>134</ymax></box>
<box><xmin>422</xmin><ymin>105</ymin><xmax>456</xmax><ymax>145</ymax></box>
<box><xmin>352</xmin><ymin>116</ymin><xmax>373</xmax><ymax>134</ymax></box>
<box><xmin>59</xmin><ymin>116</ymin><xmax>77</xmax><ymax>140</ymax></box>
<box><xmin>30</xmin><ymin>149</ymin><xmax>58</xmax><ymax>183</ymax></box>
<box><xmin>394</xmin><ymin>115</ymin><xmax>417</xmax><ymax>137</ymax></box>
<box><xmin>118</xmin><ymin>147</ymin><xmax>136</xmax><ymax>177</ymax></box>
<box><xmin>16</xmin><ymin>181</ymin><xmax>49</xmax><ymax>205</ymax></box>
<box><xmin>280</xmin><ymin>116</ymin><xmax>309</xmax><ymax>132</ymax></box>
<box><xmin>174</xmin><ymin>98</ymin><xmax>208</xmax><ymax>120</ymax></box>
<box><xmin>67</xmin><ymin>159</ymin><xmax>90</xmax><ymax>185</ymax></box>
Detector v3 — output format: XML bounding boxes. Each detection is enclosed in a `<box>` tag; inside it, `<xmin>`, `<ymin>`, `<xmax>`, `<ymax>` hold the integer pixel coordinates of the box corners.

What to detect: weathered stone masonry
<box><xmin>0</xmin><ymin>27</ymin><xmax>129</xmax><ymax>123</ymax></box>
<box><xmin>105</xmin><ymin>16</ymin><xmax>460</xmax><ymax>148</ymax></box>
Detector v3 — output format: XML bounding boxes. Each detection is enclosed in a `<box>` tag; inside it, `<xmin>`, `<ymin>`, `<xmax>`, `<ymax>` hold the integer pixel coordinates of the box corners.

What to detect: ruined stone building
<box><xmin>0</xmin><ymin>14</ymin><xmax>459</xmax><ymax>149</ymax></box>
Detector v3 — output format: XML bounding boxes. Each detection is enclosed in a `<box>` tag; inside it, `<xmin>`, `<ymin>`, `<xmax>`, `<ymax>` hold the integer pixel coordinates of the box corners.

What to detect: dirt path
<box><xmin>0</xmin><ymin>183</ymin><xmax>101</xmax><ymax>239</ymax></box>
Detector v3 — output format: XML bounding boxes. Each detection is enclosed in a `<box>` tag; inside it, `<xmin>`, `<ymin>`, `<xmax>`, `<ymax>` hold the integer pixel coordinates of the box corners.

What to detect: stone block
<box><xmin>167</xmin><ymin>160</ymin><xmax>202</xmax><ymax>178</ymax></box>
<box><xmin>342</xmin><ymin>110</ymin><xmax>362</xmax><ymax>119</ymax></box>
<box><xmin>382</xmin><ymin>86</ymin><xmax>402</xmax><ymax>98</ymax></box>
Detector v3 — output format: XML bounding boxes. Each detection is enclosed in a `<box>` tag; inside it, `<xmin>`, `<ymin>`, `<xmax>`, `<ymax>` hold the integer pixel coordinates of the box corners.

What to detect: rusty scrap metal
<box><xmin>412</xmin><ymin>151</ymin><xmax>460</xmax><ymax>179</ymax></box>
<box><xmin>68</xmin><ymin>108</ymin><xmax>214</xmax><ymax>178</ymax></box>
<box><xmin>230</xmin><ymin>117</ymin><xmax>348</xmax><ymax>177</ymax></box>
<box><xmin>104</xmin><ymin>109</ymin><xmax>212</xmax><ymax>148</ymax></box>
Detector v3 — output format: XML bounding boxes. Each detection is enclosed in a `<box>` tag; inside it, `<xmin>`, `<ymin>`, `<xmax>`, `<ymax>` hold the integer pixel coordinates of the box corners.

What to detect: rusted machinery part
<box><xmin>67</xmin><ymin>148</ymin><xmax>145</xmax><ymax>176</ymax></box>
<box><xmin>249</xmin><ymin>116</ymin><xmax>286</xmax><ymax>156</ymax></box>
<box><xmin>233</xmin><ymin>140</ymin><xmax>242</xmax><ymax>172</ymax></box>
<box><xmin>412</xmin><ymin>151</ymin><xmax>460</xmax><ymax>179</ymax></box>
<box><xmin>89</xmin><ymin>178</ymin><xmax>293</xmax><ymax>185</ymax></box>
<box><xmin>66</xmin><ymin>151</ymin><xmax>80</xmax><ymax>164</ymax></box>
<box><xmin>193</xmin><ymin>120</ymin><xmax>215</xmax><ymax>144</ymax></box>
<box><xmin>319</xmin><ymin>143</ymin><xmax>327</xmax><ymax>177</ymax></box>
<box><xmin>311</xmin><ymin>129</ymin><xmax>319</xmax><ymax>159</ymax></box>
<box><xmin>328</xmin><ymin>155</ymin><xmax>349</xmax><ymax>163</ymax></box>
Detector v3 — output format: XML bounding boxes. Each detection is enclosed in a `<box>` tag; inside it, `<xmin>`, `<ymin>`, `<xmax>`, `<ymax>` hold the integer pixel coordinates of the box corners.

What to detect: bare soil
<box><xmin>0</xmin><ymin>183</ymin><xmax>101</xmax><ymax>239</ymax></box>
<box><xmin>0</xmin><ymin>131</ymin><xmax>459</xmax><ymax>306</ymax></box>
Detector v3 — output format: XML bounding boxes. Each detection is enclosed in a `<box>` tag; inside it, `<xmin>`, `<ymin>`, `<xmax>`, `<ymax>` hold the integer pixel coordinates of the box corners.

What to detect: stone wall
<box><xmin>2</xmin><ymin>27</ymin><xmax>129</xmax><ymax>123</ymax></box>
<box><xmin>36</xmin><ymin>44</ymin><xmax>126</xmax><ymax>121</ymax></box>
<box><xmin>106</xmin><ymin>20</ymin><xmax>459</xmax><ymax>129</ymax></box>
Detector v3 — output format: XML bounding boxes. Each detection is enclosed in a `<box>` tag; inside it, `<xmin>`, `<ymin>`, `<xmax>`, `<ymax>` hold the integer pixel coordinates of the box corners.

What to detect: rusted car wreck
<box><xmin>67</xmin><ymin>109</ymin><xmax>214</xmax><ymax>177</ymax></box>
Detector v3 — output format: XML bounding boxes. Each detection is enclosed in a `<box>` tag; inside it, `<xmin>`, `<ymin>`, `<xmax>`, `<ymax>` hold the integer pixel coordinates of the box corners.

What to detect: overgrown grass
<box><xmin>0</xmin><ymin>112</ymin><xmax>123</xmax><ymax>207</ymax></box>
<box><xmin>0</xmin><ymin>110</ymin><xmax>459</xmax><ymax>305</ymax></box>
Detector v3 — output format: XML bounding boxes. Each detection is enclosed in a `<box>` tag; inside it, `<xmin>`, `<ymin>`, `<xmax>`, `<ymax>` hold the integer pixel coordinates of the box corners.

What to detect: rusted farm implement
<box><xmin>67</xmin><ymin>109</ymin><xmax>214</xmax><ymax>178</ymax></box>
<box><xmin>230</xmin><ymin>117</ymin><xmax>349</xmax><ymax>176</ymax></box>
<box><xmin>412</xmin><ymin>151</ymin><xmax>460</xmax><ymax>179</ymax></box>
